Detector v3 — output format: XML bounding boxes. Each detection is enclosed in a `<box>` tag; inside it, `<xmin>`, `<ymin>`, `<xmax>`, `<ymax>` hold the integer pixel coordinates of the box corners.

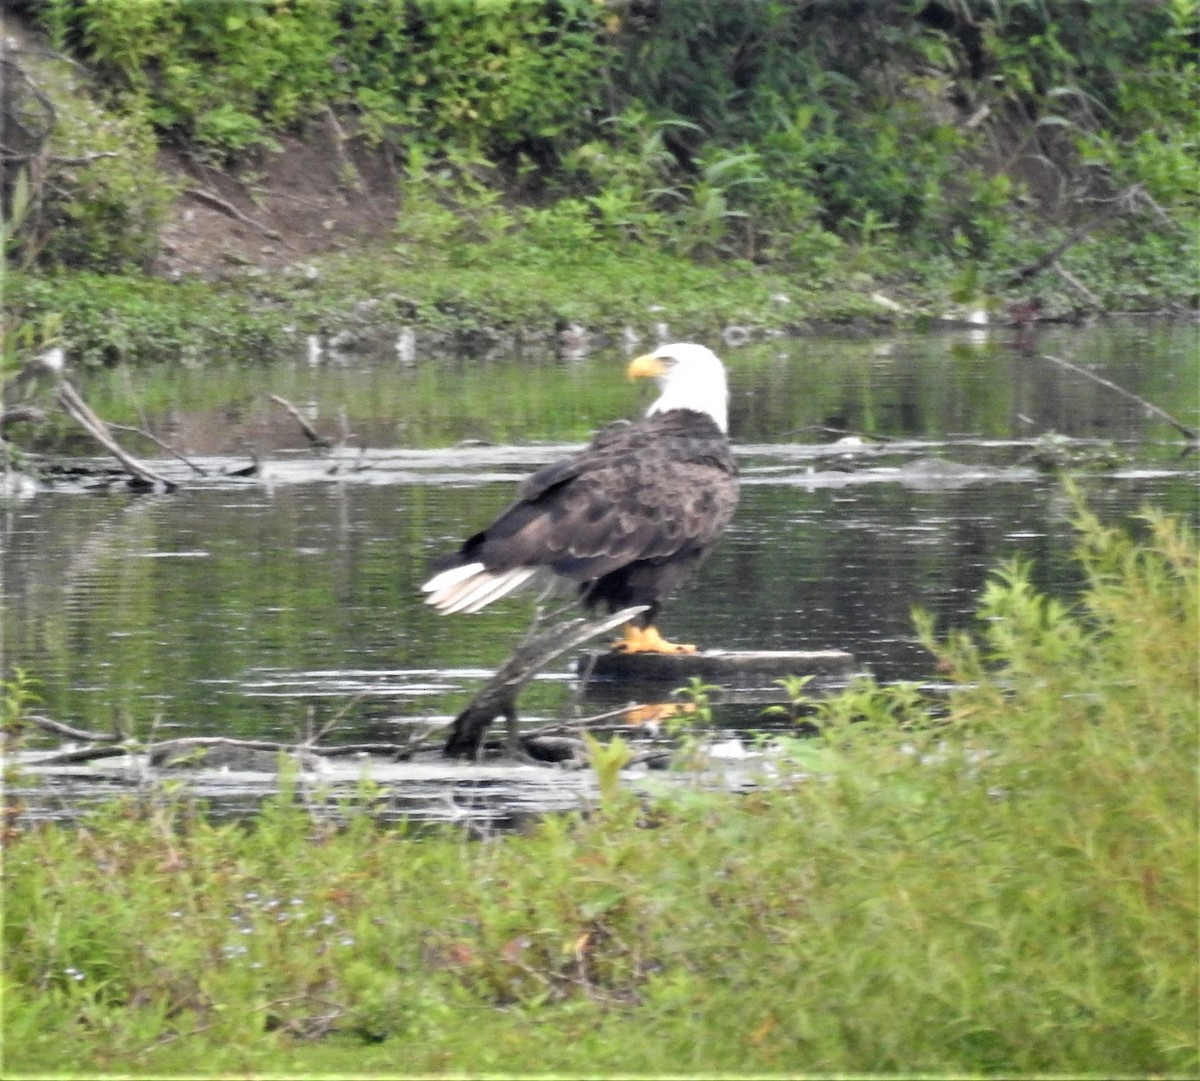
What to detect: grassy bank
<box><xmin>4</xmin><ymin>501</ymin><xmax>1196</xmax><ymax>1077</ymax></box>
<box><xmin>6</xmin><ymin>238</ymin><xmax>877</xmax><ymax>370</ymax></box>
<box><xmin>9</xmin><ymin>210</ymin><xmax>1196</xmax><ymax>371</ymax></box>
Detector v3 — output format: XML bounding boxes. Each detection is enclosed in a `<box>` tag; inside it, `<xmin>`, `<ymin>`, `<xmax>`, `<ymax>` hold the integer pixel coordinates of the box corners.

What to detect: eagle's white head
<box><xmin>627</xmin><ymin>342</ymin><xmax>729</xmax><ymax>433</ymax></box>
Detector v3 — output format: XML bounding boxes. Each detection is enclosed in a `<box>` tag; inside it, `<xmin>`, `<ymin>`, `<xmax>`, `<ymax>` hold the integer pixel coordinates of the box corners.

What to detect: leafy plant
<box><xmin>761</xmin><ymin>673</ymin><xmax>815</xmax><ymax>724</ymax></box>
<box><xmin>1</xmin><ymin>669</ymin><xmax>41</xmax><ymax>738</ymax></box>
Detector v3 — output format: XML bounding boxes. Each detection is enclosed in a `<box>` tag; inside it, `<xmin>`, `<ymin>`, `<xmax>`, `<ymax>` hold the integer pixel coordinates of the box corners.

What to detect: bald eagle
<box><xmin>422</xmin><ymin>342</ymin><xmax>738</xmax><ymax>654</ymax></box>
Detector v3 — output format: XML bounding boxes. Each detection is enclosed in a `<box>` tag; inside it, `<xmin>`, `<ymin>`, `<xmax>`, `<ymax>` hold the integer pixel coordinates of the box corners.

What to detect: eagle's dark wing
<box><xmin>463</xmin><ymin>412</ymin><xmax>737</xmax><ymax>583</ymax></box>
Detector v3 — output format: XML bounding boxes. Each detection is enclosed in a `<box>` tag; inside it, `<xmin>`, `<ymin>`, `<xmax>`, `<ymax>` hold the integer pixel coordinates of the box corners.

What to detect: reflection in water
<box><xmin>3</xmin><ymin>325</ymin><xmax>1197</xmax><ymax>763</ymax></box>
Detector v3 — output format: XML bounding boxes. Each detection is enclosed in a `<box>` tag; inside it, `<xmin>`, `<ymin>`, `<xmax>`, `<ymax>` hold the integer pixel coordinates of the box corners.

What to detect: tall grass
<box><xmin>3</xmin><ymin>501</ymin><xmax>1196</xmax><ymax>1077</ymax></box>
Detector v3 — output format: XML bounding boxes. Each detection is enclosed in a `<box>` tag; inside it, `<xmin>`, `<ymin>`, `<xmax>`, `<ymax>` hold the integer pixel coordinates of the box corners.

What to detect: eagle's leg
<box><xmin>615</xmin><ymin>623</ymin><xmax>697</xmax><ymax>654</ymax></box>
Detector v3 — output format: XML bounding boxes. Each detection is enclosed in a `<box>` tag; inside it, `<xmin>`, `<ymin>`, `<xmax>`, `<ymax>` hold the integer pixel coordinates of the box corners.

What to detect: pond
<box><xmin>4</xmin><ymin>321</ymin><xmax>1197</xmax><ymax>822</ymax></box>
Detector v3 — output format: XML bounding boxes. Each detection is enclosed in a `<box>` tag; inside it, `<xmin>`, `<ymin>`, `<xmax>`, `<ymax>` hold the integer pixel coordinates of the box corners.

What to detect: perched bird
<box><xmin>422</xmin><ymin>342</ymin><xmax>738</xmax><ymax>653</ymax></box>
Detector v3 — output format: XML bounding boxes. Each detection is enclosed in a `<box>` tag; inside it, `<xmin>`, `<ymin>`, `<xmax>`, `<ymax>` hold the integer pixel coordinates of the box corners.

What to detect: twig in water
<box><xmin>268</xmin><ymin>393</ymin><xmax>333</xmax><ymax>449</ymax></box>
<box><xmin>21</xmin><ymin>713</ymin><xmax>123</xmax><ymax>742</ymax></box>
<box><xmin>106</xmin><ymin>422</ymin><xmax>207</xmax><ymax>475</ymax></box>
<box><xmin>1040</xmin><ymin>354</ymin><xmax>1198</xmax><ymax>443</ymax></box>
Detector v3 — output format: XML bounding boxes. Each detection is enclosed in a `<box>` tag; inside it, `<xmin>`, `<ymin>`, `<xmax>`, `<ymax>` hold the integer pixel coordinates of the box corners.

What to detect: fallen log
<box><xmin>579</xmin><ymin>648</ymin><xmax>859</xmax><ymax>687</ymax></box>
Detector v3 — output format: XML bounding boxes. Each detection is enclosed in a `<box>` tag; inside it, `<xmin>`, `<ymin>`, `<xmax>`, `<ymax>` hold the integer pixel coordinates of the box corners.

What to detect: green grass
<box><xmin>3</xmin><ymin>501</ymin><xmax>1196</xmax><ymax>1077</ymax></box>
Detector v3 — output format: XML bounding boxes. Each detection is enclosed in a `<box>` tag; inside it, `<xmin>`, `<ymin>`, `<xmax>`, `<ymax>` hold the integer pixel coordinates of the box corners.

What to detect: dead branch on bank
<box><xmin>1039</xmin><ymin>354</ymin><xmax>1198</xmax><ymax>444</ymax></box>
<box><xmin>444</xmin><ymin>603</ymin><xmax>649</xmax><ymax>759</ymax></box>
<box><xmin>1003</xmin><ymin>183</ymin><xmax>1181</xmax><ymax>299</ymax></box>
<box><xmin>182</xmin><ymin>186</ymin><xmax>282</xmax><ymax>241</ymax></box>
<box><xmin>56</xmin><ymin>381</ymin><xmax>177</xmax><ymax>490</ymax></box>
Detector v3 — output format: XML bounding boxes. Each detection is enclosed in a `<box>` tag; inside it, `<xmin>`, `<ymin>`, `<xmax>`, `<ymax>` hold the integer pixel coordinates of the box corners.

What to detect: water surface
<box><xmin>3</xmin><ymin>322</ymin><xmax>1196</xmax><ymax>816</ymax></box>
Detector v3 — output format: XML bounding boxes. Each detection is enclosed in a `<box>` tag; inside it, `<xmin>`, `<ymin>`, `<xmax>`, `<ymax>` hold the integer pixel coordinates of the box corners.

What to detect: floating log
<box><xmin>578</xmin><ymin>648</ymin><xmax>860</xmax><ymax>688</ymax></box>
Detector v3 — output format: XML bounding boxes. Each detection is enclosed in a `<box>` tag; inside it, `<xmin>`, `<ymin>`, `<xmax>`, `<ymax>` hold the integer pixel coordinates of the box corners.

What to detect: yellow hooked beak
<box><xmin>627</xmin><ymin>353</ymin><xmax>668</xmax><ymax>380</ymax></box>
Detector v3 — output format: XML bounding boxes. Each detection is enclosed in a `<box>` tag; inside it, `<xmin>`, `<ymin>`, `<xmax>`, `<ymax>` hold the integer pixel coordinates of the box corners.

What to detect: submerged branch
<box><xmin>1040</xmin><ymin>354</ymin><xmax>1198</xmax><ymax>443</ymax></box>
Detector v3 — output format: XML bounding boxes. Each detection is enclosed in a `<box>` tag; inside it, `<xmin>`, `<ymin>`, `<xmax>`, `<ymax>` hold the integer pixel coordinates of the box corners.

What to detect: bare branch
<box><xmin>48</xmin><ymin>151</ymin><xmax>119</xmax><ymax>166</ymax></box>
<box><xmin>1050</xmin><ymin>260</ymin><xmax>1102</xmax><ymax>309</ymax></box>
<box><xmin>182</xmin><ymin>186</ymin><xmax>282</xmax><ymax>240</ymax></box>
<box><xmin>21</xmin><ymin>713</ymin><xmax>123</xmax><ymax>742</ymax></box>
<box><xmin>106</xmin><ymin>422</ymin><xmax>207</xmax><ymax>475</ymax></box>
<box><xmin>444</xmin><ymin>604</ymin><xmax>649</xmax><ymax>759</ymax></box>
<box><xmin>524</xmin><ymin>702</ymin><xmax>653</xmax><ymax>737</ymax></box>
<box><xmin>1003</xmin><ymin>216</ymin><xmax>1107</xmax><ymax>289</ymax></box>
<box><xmin>1003</xmin><ymin>183</ymin><xmax>1152</xmax><ymax>289</ymax></box>
<box><xmin>0</xmin><ymin>405</ymin><xmax>46</xmax><ymax>429</ymax></box>
<box><xmin>56</xmin><ymin>381</ymin><xmax>177</xmax><ymax>490</ymax></box>
<box><xmin>21</xmin><ymin>745</ymin><xmax>128</xmax><ymax>765</ymax></box>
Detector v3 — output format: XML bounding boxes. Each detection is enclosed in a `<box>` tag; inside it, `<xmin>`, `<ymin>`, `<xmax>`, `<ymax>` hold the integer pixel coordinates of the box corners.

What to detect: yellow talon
<box><xmin>613</xmin><ymin>624</ymin><xmax>697</xmax><ymax>654</ymax></box>
<box><xmin>623</xmin><ymin>702</ymin><xmax>698</xmax><ymax>725</ymax></box>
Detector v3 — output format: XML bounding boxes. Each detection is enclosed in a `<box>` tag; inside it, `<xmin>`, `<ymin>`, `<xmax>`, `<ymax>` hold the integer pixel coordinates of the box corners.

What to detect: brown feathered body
<box><xmin>425</xmin><ymin>409</ymin><xmax>738</xmax><ymax>627</ymax></box>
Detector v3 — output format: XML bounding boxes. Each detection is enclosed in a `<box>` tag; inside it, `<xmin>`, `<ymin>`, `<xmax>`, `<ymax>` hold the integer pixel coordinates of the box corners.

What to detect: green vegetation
<box><xmin>5</xmin><ymin>502</ymin><xmax>1196</xmax><ymax>1076</ymax></box>
<box><xmin>2</xmin><ymin>38</ymin><xmax>176</xmax><ymax>274</ymax></box>
<box><xmin>4</xmin><ymin>1</ymin><xmax>1195</xmax><ymax>364</ymax></box>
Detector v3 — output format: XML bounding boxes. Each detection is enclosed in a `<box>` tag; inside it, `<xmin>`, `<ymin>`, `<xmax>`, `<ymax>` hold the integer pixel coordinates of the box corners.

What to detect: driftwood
<box><xmin>1040</xmin><ymin>353</ymin><xmax>1198</xmax><ymax>443</ymax></box>
<box><xmin>56</xmin><ymin>380</ymin><xmax>177</xmax><ymax>490</ymax></box>
<box><xmin>13</xmin><ymin>717</ymin><xmax>441</xmax><ymax>768</ymax></box>
<box><xmin>444</xmin><ymin>604</ymin><xmax>649</xmax><ymax>759</ymax></box>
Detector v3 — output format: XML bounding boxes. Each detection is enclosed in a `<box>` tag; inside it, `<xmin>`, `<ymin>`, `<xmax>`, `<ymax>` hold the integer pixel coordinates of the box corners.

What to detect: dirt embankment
<box><xmin>4</xmin><ymin>9</ymin><xmax>402</xmax><ymax>281</ymax></box>
<box><xmin>154</xmin><ymin>129</ymin><xmax>401</xmax><ymax>281</ymax></box>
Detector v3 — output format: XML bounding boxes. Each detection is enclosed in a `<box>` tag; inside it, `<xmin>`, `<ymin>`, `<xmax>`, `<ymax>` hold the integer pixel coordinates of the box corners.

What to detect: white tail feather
<box><xmin>422</xmin><ymin>563</ymin><xmax>540</xmax><ymax>614</ymax></box>
<box><xmin>421</xmin><ymin>561</ymin><xmax>486</xmax><ymax>595</ymax></box>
